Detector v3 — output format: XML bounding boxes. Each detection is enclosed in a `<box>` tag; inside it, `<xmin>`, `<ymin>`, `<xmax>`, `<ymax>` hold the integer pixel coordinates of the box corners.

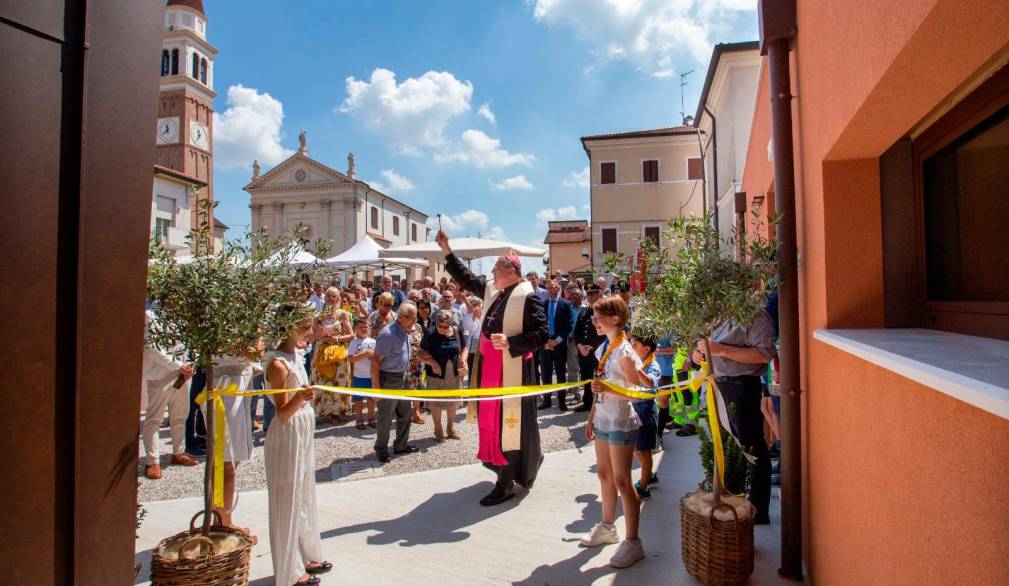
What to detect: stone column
<box><xmin>272</xmin><ymin>202</ymin><xmax>284</xmax><ymax>236</ymax></box>
<box><xmin>250</xmin><ymin>203</ymin><xmax>262</xmax><ymax>233</ymax></box>
<box><xmin>319</xmin><ymin>198</ymin><xmax>332</xmax><ymax>241</ymax></box>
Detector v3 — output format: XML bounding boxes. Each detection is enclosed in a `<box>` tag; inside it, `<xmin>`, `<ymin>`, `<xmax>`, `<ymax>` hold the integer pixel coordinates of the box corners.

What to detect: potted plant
<box><xmin>607</xmin><ymin>214</ymin><xmax>777</xmax><ymax>585</ymax></box>
<box><xmin>145</xmin><ymin>197</ymin><xmax>322</xmax><ymax>585</ymax></box>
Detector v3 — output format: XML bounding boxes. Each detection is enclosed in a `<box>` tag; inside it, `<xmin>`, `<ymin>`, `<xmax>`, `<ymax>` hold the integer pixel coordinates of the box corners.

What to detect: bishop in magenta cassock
<box><xmin>436</xmin><ymin>230</ymin><xmax>549</xmax><ymax>506</ymax></box>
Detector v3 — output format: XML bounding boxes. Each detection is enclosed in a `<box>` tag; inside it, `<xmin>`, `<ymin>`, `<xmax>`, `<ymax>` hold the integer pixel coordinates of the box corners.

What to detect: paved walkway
<box><xmin>136</xmin><ymin>433</ymin><xmax>784</xmax><ymax>585</ymax></box>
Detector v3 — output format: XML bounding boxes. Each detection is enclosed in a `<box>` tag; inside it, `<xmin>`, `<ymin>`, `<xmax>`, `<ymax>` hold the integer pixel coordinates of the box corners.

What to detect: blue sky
<box><xmin>206</xmin><ymin>0</ymin><xmax>757</xmax><ymax>272</ymax></box>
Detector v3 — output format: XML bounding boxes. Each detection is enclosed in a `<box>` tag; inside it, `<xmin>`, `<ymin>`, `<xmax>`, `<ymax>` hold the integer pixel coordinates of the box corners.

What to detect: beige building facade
<box><xmin>695</xmin><ymin>42</ymin><xmax>762</xmax><ymax>240</ymax></box>
<box><xmin>581</xmin><ymin>127</ymin><xmax>704</xmax><ymax>272</ymax></box>
<box><xmin>543</xmin><ymin>220</ymin><xmax>591</xmax><ymax>276</ymax></box>
<box><xmin>244</xmin><ymin>137</ymin><xmax>430</xmax><ymax>280</ymax></box>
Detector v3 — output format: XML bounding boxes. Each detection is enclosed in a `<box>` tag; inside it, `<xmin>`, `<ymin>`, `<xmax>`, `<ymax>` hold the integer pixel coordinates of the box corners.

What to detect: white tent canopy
<box><xmin>268</xmin><ymin>245</ymin><xmax>319</xmax><ymax>268</ymax></box>
<box><xmin>379</xmin><ymin>237</ymin><xmax>546</xmax><ymax>261</ymax></box>
<box><xmin>325</xmin><ymin>235</ymin><xmax>428</xmax><ymax>269</ymax></box>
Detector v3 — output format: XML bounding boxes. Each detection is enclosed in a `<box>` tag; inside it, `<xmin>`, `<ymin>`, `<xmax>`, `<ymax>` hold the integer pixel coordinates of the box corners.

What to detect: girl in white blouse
<box><xmin>580</xmin><ymin>296</ymin><xmax>645</xmax><ymax>569</ymax></box>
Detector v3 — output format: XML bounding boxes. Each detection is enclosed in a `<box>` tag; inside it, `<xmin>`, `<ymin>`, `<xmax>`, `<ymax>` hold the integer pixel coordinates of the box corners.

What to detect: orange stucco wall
<box><xmin>811</xmin><ymin>344</ymin><xmax>1009</xmax><ymax>584</ymax></box>
<box><xmin>741</xmin><ymin>0</ymin><xmax>1009</xmax><ymax>582</ymax></box>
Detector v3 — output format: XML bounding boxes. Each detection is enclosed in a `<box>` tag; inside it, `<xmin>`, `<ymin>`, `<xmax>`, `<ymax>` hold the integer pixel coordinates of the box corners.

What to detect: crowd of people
<box><xmin>141</xmin><ymin>232</ymin><xmax>781</xmax><ymax>584</ymax></box>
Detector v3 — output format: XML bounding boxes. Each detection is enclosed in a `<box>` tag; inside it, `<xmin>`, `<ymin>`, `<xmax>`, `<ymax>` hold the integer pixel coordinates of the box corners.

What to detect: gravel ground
<box><xmin>138</xmin><ymin>397</ymin><xmax>593</xmax><ymax>503</ymax></box>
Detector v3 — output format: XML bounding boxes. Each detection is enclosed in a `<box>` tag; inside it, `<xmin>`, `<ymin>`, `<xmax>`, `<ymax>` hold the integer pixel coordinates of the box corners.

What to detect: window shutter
<box><xmin>644</xmin><ymin>226</ymin><xmax>659</xmax><ymax>247</ymax></box>
<box><xmin>601</xmin><ymin>162</ymin><xmax>616</xmax><ymax>184</ymax></box>
<box><xmin>643</xmin><ymin>160</ymin><xmax>658</xmax><ymax>182</ymax></box>
<box><xmin>687</xmin><ymin>157</ymin><xmax>703</xmax><ymax>180</ymax></box>
<box><xmin>602</xmin><ymin>228</ymin><xmax>617</xmax><ymax>253</ymax></box>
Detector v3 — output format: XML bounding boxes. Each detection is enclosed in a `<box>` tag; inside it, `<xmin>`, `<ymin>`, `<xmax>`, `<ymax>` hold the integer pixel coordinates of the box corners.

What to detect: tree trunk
<box><xmin>202</xmin><ymin>363</ymin><xmax>214</xmax><ymax>535</ymax></box>
<box><xmin>702</xmin><ymin>337</ymin><xmax>721</xmax><ymax>505</ymax></box>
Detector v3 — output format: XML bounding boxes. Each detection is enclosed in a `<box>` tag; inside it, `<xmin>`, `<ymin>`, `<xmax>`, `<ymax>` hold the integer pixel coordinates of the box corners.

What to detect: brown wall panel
<box><xmin>0</xmin><ymin>22</ymin><xmax>62</xmax><ymax>585</ymax></box>
<box><xmin>0</xmin><ymin>0</ymin><xmax>65</xmax><ymax>41</ymax></box>
<box><xmin>75</xmin><ymin>1</ymin><xmax>165</xmax><ymax>583</ymax></box>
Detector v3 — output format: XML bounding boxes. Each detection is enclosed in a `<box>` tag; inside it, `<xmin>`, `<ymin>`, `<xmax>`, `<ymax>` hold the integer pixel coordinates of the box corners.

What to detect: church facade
<box><xmin>245</xmin><ymin>134</ymin><xmax>431</xmax><ymax>271</ymax></box>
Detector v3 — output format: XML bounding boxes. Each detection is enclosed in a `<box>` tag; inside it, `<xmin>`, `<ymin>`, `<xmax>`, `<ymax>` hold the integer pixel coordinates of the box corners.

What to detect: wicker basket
<box><xmin>680</xmin><ymin>492</ymin><xmax>755</xmax><ymax>586</ymax></box>
<box><xmin>150</xmin><ymin>511</ymin><xmax>253</xmax><ymax>586</ymax></box>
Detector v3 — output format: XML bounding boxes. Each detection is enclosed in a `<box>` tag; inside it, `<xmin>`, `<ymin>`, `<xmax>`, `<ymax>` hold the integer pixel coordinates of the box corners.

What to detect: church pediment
<box><xmin>244</xmin><ymin>153</ymin><xmax>351</xmax><ymax>191</ymax></box>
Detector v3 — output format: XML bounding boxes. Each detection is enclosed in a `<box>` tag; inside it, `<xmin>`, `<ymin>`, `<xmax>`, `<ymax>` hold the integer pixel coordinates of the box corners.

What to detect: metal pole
<box><xmin>703</xmin><ymin>106</ymin><xmax>719</xmax><ymax>232</ymax></box>
<box><xmin>767</xmin><ymin>36</ymin><xmax>804</xmax><ymax>581</ymax></box>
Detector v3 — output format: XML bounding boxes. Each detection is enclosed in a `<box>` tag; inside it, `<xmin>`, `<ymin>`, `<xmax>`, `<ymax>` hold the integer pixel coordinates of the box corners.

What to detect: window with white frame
<box><xmin>601</xmin><ymin>228</ymin><xmax>617</xmax><ymax>253</ymax></box>
<box><xmin>600</xmin><ymin>161</ymin><xmax>616</xmax><ymax>185</ymax></box>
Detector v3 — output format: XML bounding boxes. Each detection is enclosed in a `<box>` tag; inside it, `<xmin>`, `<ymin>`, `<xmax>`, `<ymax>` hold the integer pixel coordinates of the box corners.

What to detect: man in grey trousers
<box><xmin>372</xmin><ymin>301</ymin><xmax>419</xmax><ymax>463</ymax></box>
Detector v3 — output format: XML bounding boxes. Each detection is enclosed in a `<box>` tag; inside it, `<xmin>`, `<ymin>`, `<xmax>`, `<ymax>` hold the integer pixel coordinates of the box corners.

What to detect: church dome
<box><xmin>166</xmin><ymin>0</ymin><xmax>205</xmax><ymax>16</ymax></box>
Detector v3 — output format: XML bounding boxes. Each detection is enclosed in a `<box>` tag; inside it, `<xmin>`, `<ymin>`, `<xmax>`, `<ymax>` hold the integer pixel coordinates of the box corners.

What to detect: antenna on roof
<box><xmin>679</xmin><ymin>70</ymin><xmax>695</xmax><ymax>125</ymax></box>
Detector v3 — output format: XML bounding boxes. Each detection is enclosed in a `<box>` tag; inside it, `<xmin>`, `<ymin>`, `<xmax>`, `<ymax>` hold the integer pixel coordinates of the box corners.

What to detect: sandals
<box><xmin>447</xmin><ymin>429</ymin><xmax>461</xmax><ymax>440</ymax></box>
<box><xmin>434</xmin><ymin>433</ymin><xmax>445</xmax><ymax>443</ymax></box>
<box><xmin>306</xmin><ymin>561</ymin><xmax>332</xmax><ymax>575</ymax></box>
<box><xmin>412</xmin><ymin>415</ymin><xmax>425</xmax><ymax>425</ymax></box>
<box><xmin>293</xmin><ymin>577</ymin><xmax>320</xmax><ymax>586</ymax></box>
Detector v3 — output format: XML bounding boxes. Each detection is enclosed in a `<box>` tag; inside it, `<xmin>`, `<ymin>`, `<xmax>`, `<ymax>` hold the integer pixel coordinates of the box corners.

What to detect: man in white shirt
<box><xmin>308</xmin><ymin>282</ymin><xmax>325</xmax><ymax>311</ymax></box>
<box><xmin>142</xmin><ymin>309</ymin><xmax>198</xmax><ymax>479</ymax></box>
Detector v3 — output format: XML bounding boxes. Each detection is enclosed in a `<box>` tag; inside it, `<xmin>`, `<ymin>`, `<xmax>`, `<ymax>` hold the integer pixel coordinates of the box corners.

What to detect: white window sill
<box><xmin>813</xmin><ymin>328</ymin><xmax>1009</xmax><ymax>421</ymax></box>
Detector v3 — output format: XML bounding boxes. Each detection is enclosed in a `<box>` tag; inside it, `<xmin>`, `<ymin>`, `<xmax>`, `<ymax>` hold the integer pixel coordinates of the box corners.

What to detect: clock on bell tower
<box><xmin>156</xmin><ymin>0</ymin><xmax>218</xmax><ymax>230</ymax></box>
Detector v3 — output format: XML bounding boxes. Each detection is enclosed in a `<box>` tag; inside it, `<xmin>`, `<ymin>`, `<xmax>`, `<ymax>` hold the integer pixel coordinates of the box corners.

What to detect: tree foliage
<box><xmin>605</xmin><ymin>213</ymin><xmax>778</xmax><ymax>347</ymax></box>
<box><xmin>146</xmin><ymin>196</ymin><xmax>325</xmax><ymax>368</ymax></box>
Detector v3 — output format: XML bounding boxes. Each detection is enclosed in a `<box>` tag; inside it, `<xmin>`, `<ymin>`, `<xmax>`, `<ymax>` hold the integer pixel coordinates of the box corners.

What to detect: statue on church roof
<box><xmin>347</xmin><ymin>152</ymin><xmax>356</xmax><ymax>179</ymax></box>
<box><xmin>252</xmin><ymin>159</ymin><xmax>260</xmax><ymax>179</ymax></box>
<box><xmin>298</xmin><ymin>130</ymin><xmax>308</xmax><ymax>154</ymax></box>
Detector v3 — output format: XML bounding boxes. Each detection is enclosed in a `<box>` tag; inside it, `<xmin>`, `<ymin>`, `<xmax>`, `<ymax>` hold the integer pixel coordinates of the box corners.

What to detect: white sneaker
<box><xmin>579</xmin><ymin>522</ymin><xmax>619</xmax><ymax>547</ymax></box>
<box><xmin>609</xmin><ymin>539</ymin><xmax>645</xmax><ymax>568</ymax></box>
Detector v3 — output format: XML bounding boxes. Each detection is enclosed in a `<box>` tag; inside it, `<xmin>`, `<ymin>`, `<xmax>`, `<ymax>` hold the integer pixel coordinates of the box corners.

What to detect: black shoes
<box><xmin>185</xmin><ymin>444</ymin><xmax>206</xmax><ymax>457</ymax></box>
<box><xmin>376</xmin><ymin>451</ymin><xmax>390</xmax><ymax>463</ymax></box>
<box><xmin>537</xmin><ymin>401</ymin><xmax>553</xmax><ymax>410</ymax></box>
<box><xmin>573</xmin><ymin>404</ymin><xmax>592</xmax><ymax>412</ymax></box>
<box><xmin>394</xmin><ymin>445</ymin><xmax>420</xmax><ymax>455</ymax></box>
<box><xmin>479</xmin><ymin>487</ymin><xmax>516</xmax><ymax>507</ymax></box>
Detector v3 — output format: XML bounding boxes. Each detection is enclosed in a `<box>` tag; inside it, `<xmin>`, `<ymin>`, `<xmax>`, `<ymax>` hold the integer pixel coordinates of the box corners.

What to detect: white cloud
<box><xmin>563</xmin><ymin>166</ymin><xmax>590</xmax><ymax>188</ymax></box>
<box><xmin>477</xmin><ymin>102</ymin><xmax>497</xmax><ymax>125</ymax></box>
<box><xmin>530</xmin><ymin>0</ymin><xmax>755</xmax><ymax>77</ymax></box>
<box><xmin>490</xmin><ymin>175</ymin><xmax>534</xmax><ymax>191</ymax></box>
<box><xmin>213</xmin><ymin>84</ymin><xmax>294</xmax><ymax>170</ymax></box>
<box><xmin>485</xmin><ymin>226</ymin><xmax>508</xmax><ymax>241</ymax></box>
<box><xmin>582</xmin><ymin>203</ymin><xmax>591</xmax><ymax>214</ymax></box>
<box><xmin>379</xmin><ymin>169</ymin><xmax>415</xmax><ymax>192</ymax></box>
<box><xmin>429</xmin><ymin>209</ymin><xmax>490</xmax><ymax>234</ymax></box>
<box><xmin>536</xmin><ymin>205</ymin><xmax>578</xmax><ymax>224</ymax></box>
<box><xmin>435</xmin><ymin>129</ymin><xmax>535</xmax><ymax>168</ymax></box>
<box><xmin>340</xmin><ymin>68</ymin><xmax>473</xmax><ymax>155</ymax></box>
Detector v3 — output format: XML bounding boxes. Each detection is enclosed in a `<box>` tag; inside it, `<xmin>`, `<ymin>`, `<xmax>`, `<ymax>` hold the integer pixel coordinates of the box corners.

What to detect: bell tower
<box><xmin>155</xmin><ymin>0</ymin><xmax>217</xmax><ymax>230</ymax></box>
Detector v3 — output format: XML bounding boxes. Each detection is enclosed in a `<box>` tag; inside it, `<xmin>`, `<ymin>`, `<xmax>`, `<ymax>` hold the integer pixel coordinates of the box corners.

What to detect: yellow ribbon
<box><xmin>194</xmin><ymin>383</ymin><xmax>235</xmax><ymax>508</ymax></box>
<box><xmin>697</xmin><ymin>361</ymin><xmax>727</xmax><ymax>492</ymax></box>
<box><xmin>195</xmin><ymin>368</ymin><xmax>723</xmax><ymax>506</ymax></box>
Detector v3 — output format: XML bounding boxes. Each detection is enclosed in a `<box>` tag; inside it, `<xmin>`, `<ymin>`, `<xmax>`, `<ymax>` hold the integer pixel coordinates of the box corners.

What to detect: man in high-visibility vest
<box><xmin>669</xmin><ymin>347</ymin><xmax>700</xmax><ymax>436</ymax></box>
<box><xmin>655</xmin><ymin>340</ymin><xmax>699</xmax><ymax>437</ymax></box>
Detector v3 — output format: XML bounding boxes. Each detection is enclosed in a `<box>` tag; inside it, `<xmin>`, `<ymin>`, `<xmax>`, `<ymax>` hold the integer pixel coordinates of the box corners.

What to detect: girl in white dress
<box><xmin>580</xmin><ymin>296</ymin><xmax>646</xmax><ymax>569</ymax></box>
<box><xmin>265</xmin><ymin>313</ymin><xmax>331</xmax><ymax>586</ymax></box>
<box><xmin>206</xmin><ymin>349</ymin><xmax>257</xmax><ymax>540</ymax></box>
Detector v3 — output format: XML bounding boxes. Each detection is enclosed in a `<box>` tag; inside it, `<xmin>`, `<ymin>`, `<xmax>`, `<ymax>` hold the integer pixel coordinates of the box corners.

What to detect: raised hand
<box><xmin>435</xmin><ymin>230</ymin><xmax>452</xmax><ymax>254</ymax></box>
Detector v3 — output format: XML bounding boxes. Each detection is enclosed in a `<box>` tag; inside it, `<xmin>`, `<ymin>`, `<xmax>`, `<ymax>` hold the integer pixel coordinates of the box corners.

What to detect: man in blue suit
<box><xmin>538</xmin><ymin>279</ymin><xmax>575</xmax><ymax>411</ymax></box>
